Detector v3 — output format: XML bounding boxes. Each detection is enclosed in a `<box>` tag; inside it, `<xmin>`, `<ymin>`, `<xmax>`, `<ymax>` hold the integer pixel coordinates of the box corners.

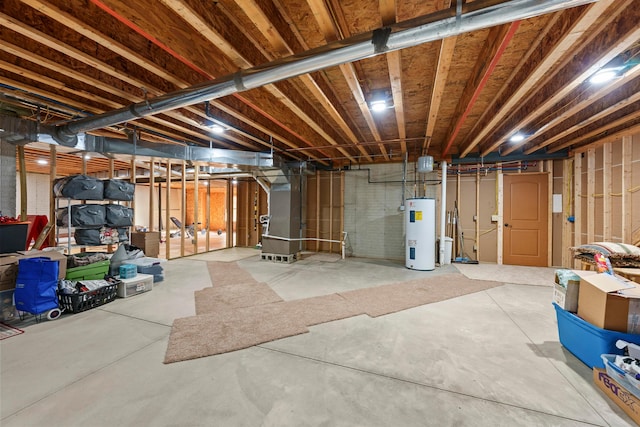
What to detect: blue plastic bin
<box><xmin>554</xmin><ymin>302</ymin><xmax>640</xmax><ymax>368</ymax></box>
<box><xmin>119</xmin><ymin>264</ymin><xmax>137</xmax><ymax>279</ymax></box>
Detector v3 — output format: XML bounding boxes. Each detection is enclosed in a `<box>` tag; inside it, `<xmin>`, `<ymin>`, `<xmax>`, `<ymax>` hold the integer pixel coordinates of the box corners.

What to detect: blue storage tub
<box><xmin>553</xmin><ymin>302</ymin><xmax>640</xmax><ymax>368</ymax></box>
<box><xmin>119</xmin><ymin>264</ymin><xmax>137</xmax><ymax>279</ymax></box>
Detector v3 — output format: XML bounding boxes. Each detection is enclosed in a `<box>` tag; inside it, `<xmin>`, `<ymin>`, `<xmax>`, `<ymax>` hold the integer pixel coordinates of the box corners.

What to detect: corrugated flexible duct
<box><xmin>52</xmin><ymin>0</ymin><xmax>597</xmax><ymax>146</ymax></box>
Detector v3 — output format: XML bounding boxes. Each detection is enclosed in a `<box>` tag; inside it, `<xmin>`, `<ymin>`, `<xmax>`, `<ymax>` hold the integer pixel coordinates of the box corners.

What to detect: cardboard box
<box><xmin>131</xmin><ymin>232</ymin><xmax>160</xmax><ymax>258</ymax></box>
<box><xmin>594</xmin><ymin>368</ymin><xmax>640</xmax><ymax>425</ymax></box>
<box><xmin>17</xmin><ymin>249</ymin><xmax>67</xmax><ymax>280</ymax></box>
<box><xmin>0</xmin><ymin>253</ymin><xmax>20</xmax><ymax>291</ymax></box>
<box><xmin>553</xmin><ymin>269</ymin><xmax>581</xmax><ymax>312</ymax></box>
<box><xmin>576</xmin><ymin>270</ymin><xmax>640</xmax><ymax>333</ymax></box>
<box><xmin>0</xmin><ymin>289</ymin><xmax>18</xmax><ymax>321</ymax></box>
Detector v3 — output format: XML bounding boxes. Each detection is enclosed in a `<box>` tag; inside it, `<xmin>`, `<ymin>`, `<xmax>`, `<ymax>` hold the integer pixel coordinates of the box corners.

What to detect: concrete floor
<box><xmin>0</xmin><ymin>248</ymin><xmax>636</xmax><ymax>426</ymax></box>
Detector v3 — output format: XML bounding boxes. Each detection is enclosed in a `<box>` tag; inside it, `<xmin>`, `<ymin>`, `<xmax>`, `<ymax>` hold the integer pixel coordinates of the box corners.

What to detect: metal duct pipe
<box><xmin>52</xmin><ymin>0</ymin><xmax>596</xmax><ymax>146</ymax></box>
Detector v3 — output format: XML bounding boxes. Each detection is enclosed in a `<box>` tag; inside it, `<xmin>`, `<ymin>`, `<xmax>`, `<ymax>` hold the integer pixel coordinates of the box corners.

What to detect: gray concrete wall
<box><xmin>0</xmin><ymin>141</ymin><xmax>17</xmax><ymax>217</ymax></box>
<box><xmin>344</xmin><ymin>163</ymin><xmax>439</xmax><ymax>260</ymax></box>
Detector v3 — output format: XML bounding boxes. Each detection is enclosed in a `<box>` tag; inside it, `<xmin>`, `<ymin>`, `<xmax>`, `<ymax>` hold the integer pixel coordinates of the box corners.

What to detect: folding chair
<box><xmin>170</xmin><ymin>216</ymin><xmax>194</xmax><ymax>238</ymax></box>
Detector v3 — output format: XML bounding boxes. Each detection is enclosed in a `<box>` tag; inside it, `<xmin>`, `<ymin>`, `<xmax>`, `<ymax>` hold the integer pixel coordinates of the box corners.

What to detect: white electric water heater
<box><xmin>405</xmin><ymin>198</ymin><xmax>436</xmax><ymax>271</ymax></box>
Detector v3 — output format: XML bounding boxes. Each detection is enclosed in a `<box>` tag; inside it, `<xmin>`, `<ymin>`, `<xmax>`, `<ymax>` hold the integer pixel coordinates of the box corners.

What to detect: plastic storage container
<box><xmin>57</xmin><ymin>282</ymin><xmax>118</xmax><ymax>313</ymax></box>
<box><xmin>119</xmin><ymin>264</ymin><xmax>137</xmax><ymax>279</ymax></box>
<box><xmin>601</xmin><ymin>354</ymin><xmax>640</xmax><ymax>399</ymax></box>
<box><xmin>554</xmin><ymin>302</ymin><xmax>640</xmax><ymax>368</ymax></box>
<box><xmin>116</xmin><ymin>274</ymin><xmax>153</xmax><ymax>298</ymax></box>
<box><xmin>65</xmin><ymin>260</ymin><xmax>110</xmax><ymax>281</ymax></box>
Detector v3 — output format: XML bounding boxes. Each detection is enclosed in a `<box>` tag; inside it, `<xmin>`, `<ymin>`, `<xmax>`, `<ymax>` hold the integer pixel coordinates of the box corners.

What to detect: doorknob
<box><xmin>504</xmin><ymin>223</ymin><xmax>510</xmax><ymax>227</ymax></box>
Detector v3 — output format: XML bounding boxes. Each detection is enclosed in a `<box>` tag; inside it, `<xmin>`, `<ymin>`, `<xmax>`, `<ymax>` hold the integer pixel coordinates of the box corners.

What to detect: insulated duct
<box><xmin>51</xmin><ymin>0</ymin><xmax>597</xmax><ymax>145</ymax></box>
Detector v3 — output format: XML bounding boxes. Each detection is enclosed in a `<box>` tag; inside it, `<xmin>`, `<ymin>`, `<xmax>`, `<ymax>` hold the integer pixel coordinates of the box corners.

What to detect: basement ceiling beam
<box><xmin>441</xmin><ymin>21</ymin><xmax>519</xmax><ymax>158</ymax></box>
<box><xmin>521</xmin><ymin>67</ymin><xmax>640</xmax><ymax>154</ymax></box>
<box><xmin>476</xmin><ymin>0</ymin><xmax>639</xmax><ymax>157</ymax></box>
<box><xmin>47</xmin><ymin>0</ymin><xmax>599</xmax><ymax>150</ymax></box>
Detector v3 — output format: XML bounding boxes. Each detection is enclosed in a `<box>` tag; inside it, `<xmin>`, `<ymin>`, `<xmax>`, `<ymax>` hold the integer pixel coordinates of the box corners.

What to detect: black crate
<box><xmin>57</xmin><ymin>283</ymin><xmax>118</xmax><ymax>313</ymax></box>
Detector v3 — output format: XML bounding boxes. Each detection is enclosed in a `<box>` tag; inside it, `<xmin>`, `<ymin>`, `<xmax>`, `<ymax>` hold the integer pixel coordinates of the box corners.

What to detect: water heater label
<box><xmin>410</xmin><ymin>247</ymin><xmax>416</xmax><ymax>259</ymax></box>
<box><xmin>415</xmin><ymin>211</ymin><xmax>422</xmax><ymax>221</ymax></box>
<box><xmin>408</xmin><ymin>239</ymin><xmax>416</xmax><ymax>247</ymax></box>
<box><xmin>410</xmin><ymin>210</ymin><xmax>415</xmax><ymax>222</ymax></box>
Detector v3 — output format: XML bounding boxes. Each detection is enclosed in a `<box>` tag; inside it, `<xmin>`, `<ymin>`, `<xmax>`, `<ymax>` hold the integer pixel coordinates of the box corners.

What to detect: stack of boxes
<box><xmin>553</xmin><ymin>268</ymin><xmax>640</xmax><ymax>423</ymax></box>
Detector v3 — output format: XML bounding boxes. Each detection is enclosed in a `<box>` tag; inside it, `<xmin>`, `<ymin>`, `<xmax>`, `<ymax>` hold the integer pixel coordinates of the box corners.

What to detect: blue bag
<box><xmin>14</xmin><ymin>257</ymin><xmax>60</xmax><ymax>315</ymax></box>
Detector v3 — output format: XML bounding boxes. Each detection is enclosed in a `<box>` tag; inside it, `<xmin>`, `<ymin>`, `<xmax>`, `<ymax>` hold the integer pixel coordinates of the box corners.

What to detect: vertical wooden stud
<box><xmin>340</xmin><ymin>170</ymin><xmax>345</xmax><ymax>257</ymax></box>
<box><xmin>165</xmin><ymin>159</ymin><xmax>171</xmax><ymax>260</ymax></box>
<box><xmin>587</xmin><ymin>149</ymin><xmax>595</xmax><ymax>243</ymax></box>
<box><xmin>180</xmin><ymin>161</ymin><xmax>186</xmax><ymax>257</ymax></box>
<box><xmin>496</xmin><ymin>163</ymin><xmax>503</xmax><ymax>265</ymax></box>
<box><xmin>316</xmin><ymin>170</ymin><xmax>320</xmax><ymax>252</ymax></box>
<box><xmin>193</xmin><ymin>162</ymin><xmax>199</xmax><ymax>252</ymax></box>
<box><xmin>108</xmin><ymin>158</ymin><xmax>114</xmax><ymax>253</ymax></box>
<box><xmin>226</xmin><ymin>179</ymin><xmax>233</xmax><ymax>248</ymax></box>
<box><xmin>49</xmin><ymin>145</ymin><xmax>57</xmax><ymax>247</ymax></box>
<box><xmin>561</xmin><ymin>159</ymin><xmax>572</xmax><ymax>267</ymax></box>
<box><xmin>547</xmin><ymin>160</ymin><xmax>553</xmax><ymax>267</ymax></box>
<box><xmin>574</xmin><ymin>155</ymin><xmax>583</xmax><ymax>268</ymax></box>
<box><xmin>149</xmin><ymin>158</ymin><xmax>155</xmax><ymax>231</ymax></box>
<box><xmin>603</xmin><ymin>143</ymin><xmax>612</xmax><ymax>241</ymax></box>
<box><xmin>475</xmin><ymin>165</ymin><xmax>480</xmax><ymax>260</ymax></box>
<box><xmin>622</xmin><ymin>136</ymin><xmax>633</xmax><ymax>243</ymax></box>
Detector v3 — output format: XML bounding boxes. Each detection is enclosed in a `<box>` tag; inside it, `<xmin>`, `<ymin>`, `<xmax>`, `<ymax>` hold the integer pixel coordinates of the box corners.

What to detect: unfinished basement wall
<box><xmin>16</xmin><ymin>173</ymin><xmax>50</xmax><ymax>216</ymax></box>
<box><xmin>306</xmin><ymin>171</ymin><xmax>342</xmax><ymax>253</ymax></box>
<box><xmin>0</xmin><ymin>140</ymin><xmax>16</xmax><ymax>217</ymax></box>
<box><xmin>568</xmin><ymin>131</ymin><xmax>640</xmax><ymax>268</ymax></box>
<box><xmin>235</xmin><ymin>180</ymin><xmax>267</xmax><ymax>247</ymax></box>
<box><xmin>343</xmin><ymin>163</ymin><xmax>438</xmax><ymax>260</ymax></box>
<box><xmin>447</xmin><ymin>166</ymin><xmax>499</xmax><ymax>264</ymax></box>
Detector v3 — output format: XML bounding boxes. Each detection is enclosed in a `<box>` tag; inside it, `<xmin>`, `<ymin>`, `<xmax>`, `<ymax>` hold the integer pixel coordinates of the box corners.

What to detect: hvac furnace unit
<box><xmin>405</xmin><ymin>198</ymin><xmax>436</xmax><ymax>271</ymax></box>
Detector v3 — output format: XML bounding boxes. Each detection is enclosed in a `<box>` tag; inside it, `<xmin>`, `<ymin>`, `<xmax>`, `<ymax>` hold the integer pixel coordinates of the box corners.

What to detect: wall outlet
<box><xmin>491</xmin><ymin>214</ymin><xmax>499</xmax><ymax>222</ymax></box>
<box><xmin>473</xmin><ymin>244</ymin><xmax>477</xmax><ymax>252</ymax></box>
<box><xmin>473</xmin><ymin>215</ymin><xmax>477</xmax><ymax>221</ymax></box>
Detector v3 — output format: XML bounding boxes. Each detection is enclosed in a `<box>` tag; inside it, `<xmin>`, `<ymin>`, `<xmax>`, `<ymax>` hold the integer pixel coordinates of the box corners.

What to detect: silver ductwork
<box><xmin>50</xmin><ymin>0</ymin><xmax>596</xmax><ymax>146</ymax></box>
<box><xmin>1</xmin><ymin>117</ymin><xmax>278</xmax><ymax>169</ymax></box>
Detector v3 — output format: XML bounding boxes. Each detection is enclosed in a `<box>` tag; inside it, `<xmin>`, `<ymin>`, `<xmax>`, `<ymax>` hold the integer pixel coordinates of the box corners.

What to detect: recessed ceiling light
<box><xmin>36</xmin><ymin>159</ymin><xmax>48</xmax><ymax>165</ymax></box>
<box><xmin>210</xmin><ymin>124</ymin><xmax>225</xmax><ymax>134</ymax></box>
<box><xmin>510</xmin><ymin>133</ymin><xmax>525</xmax><ymax>143</ymax></box>
<box><xmin>589</xmin><ymin>68</ymin><xmax>620</xmax><ymax>84</ymax></box>
<box><xmin>370</xmin><ymin>100</ymin><xmax>388</xmax><ymax>113</ymax></box>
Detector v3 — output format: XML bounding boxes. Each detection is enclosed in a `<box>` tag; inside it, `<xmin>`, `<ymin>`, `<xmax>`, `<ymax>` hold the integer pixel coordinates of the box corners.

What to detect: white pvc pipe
<box><xmin>439</xmin><ymin>160</ymin><xmax>447</xmax><ymax>265</ymax></box>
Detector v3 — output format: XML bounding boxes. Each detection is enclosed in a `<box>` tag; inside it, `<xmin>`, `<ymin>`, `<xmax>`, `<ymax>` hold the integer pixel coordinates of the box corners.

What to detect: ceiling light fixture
<box><xmin>37</xmin><ymin>159</ymin><xmax>48</xmax><ymax>165</ymax></box>
<box><xmin>509</xmin><ymin>133</ymin><xmax>525</xmax><ymax>143</ymax></box>
<box><xmin>83</xmin><ymin>154</ymin><xmax>91</xmax><ymax>160</ymax></box>
<box><xmin>369</xmin><ymin>99</ymin><xmax>388</xmax><ymax>113</ymax></box>
<box><xmin>589</xmin><ymin>67</ymin><xmax>622</xmax><ymax>84</ymax></box>
<box><xmin>210</xmin><ymin>124</ymin><xmax>225</xmax><ymax>134</ymax></box>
